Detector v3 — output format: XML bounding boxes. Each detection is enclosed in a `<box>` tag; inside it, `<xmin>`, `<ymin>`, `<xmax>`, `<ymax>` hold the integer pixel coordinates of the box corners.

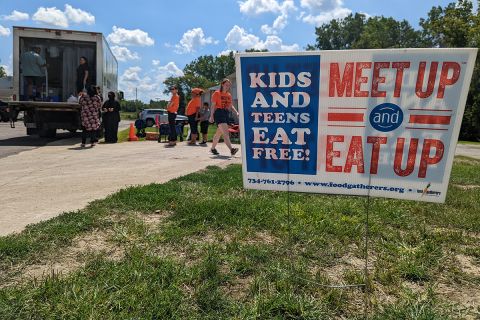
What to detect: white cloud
<box><xmin>152</xmin><ymin>60</ymin><xmax>160</xmax><ymax>66</ymax></box>
<box><xmin>64</xmin><ymin>4</ymin><xmax>95</xmax><ymax>25</ymax></box>
<box><xmin>239</xmin><ymin>0</ymin><xmax>294</xmax><ymax>15</ymax></box>
<box><xmin>32</xmin><ymin>5</ymin><xmax>95</xmax><ymax>28</ymax></box>
<box><xmin>174</xmin><ymin>28</ymin><xmax>218</xmax><ymax>54</ymax></box>
<box><xmin>300</xmin><ymin>0</ymin><xmax>351</xmax><ymax>25</ymax></box>
<box><xmin>107</xmin><ymin>26</ymin><xmax>154</xmax><ymax>47</ymax></box>
<box><xmin>32</xmin><ymin>7</ymin><xmax>69</xmax><ymax>28</ymax></box>
<box><xmin>111</xmin><ymin>46</ymin><xmax>140</xmax><ymax>62</ymax></box>
<box><xmin>0</xmin><ymin>25</ymin><xmax>10</xmax><ymax>37</ymax></box>
<box><xmin>261</xmin><ymin>12</ymin><xmax>289</xmax><ymax>34</ymax></box>
<box><xmin>2</xmin><ymin>10</ymin><xmax>29</xmax><ymax>21</ymax></box>
<box><xmin>239</xmin><ymin>0</ymin><xmax>295</xmax><ymax>35</ymax></box>
<box><xmin>225</xmin><ymin>25</ymin><xmax>298</xmax><ymax>52</ymax></box>
<box><xmin>218</xmin><ymin>49</ymin><xmax>235</xmax><ymax>57</ymax></box>
<box><xmin>119</xmin><ymin>62</ymin><xmax>184</xmax><ymax>101</ymax></box>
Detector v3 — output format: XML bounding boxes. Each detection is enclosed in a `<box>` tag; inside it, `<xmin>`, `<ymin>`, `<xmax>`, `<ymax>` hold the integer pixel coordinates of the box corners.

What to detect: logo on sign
<box><xmin>369</xmin><ymin>103</ymin><xmax>403</xmax><ymax>132</ymax></box>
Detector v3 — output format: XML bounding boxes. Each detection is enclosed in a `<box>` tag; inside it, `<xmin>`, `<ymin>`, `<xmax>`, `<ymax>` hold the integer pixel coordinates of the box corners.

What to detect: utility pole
<box><xmin>135</xmin><ymin>88</ymin><xmax>138</xmax><ymax>101</ymax></box>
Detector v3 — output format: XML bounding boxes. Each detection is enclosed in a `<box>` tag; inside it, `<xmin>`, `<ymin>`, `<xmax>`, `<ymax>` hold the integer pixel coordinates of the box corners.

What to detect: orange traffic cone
<box><xmin>128</xmin><ymin>123</ymin><xmax>139</xmax><ymax>141</ymax></box>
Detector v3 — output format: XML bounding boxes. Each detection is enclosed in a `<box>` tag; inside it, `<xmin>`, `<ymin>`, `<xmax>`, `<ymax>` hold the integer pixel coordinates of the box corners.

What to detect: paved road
<box><xmin>0</xmin><ymin>140</ymin><xmax>240</xmax><ymax>235</ymax></box>
<box><xmin>0</xmin><ymin>120</ymin><xmax>132</xmax><ymax>159</ymax></box>
<box><xmin>455</xmin><ymin>143</ymin><xmax>480</xmax><ymax>160</ymax></box>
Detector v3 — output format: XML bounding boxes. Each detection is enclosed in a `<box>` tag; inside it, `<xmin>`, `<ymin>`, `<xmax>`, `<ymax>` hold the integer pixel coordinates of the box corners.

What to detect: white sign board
<box><xmin>235</xmin><ymin>49</ymin><xmax>477</xmax><ymax>203</ymax></box>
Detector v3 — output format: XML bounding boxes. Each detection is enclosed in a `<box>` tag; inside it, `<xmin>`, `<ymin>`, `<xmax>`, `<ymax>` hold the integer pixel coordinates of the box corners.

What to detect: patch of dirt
<box><xmin>436</xmin><ymin>283</ymin><xmax>480</xmax><ymax>318</ymax></box>
<box><xmin>433</xmin><ymin>227</ymin><xmax>480</xmax><ymax>241</ymax></box>
<box><xmin>2</xmin><ymin>229</ymin><xmax>123</xmax><ymax>287</ymax></box>
<box><xmin>456</xmin><ymin>254</ymin><xmax>480</xmax><ymax>277</ymax></box>
<box><xmin>222</xmin><ymin>275</ymin><xmax>254</xmax><ymax>300</ymax></box>
<box><xmin>244</xmin><ymin>231</ymin><xmax>279</xmax><ymax>246</ymax></box>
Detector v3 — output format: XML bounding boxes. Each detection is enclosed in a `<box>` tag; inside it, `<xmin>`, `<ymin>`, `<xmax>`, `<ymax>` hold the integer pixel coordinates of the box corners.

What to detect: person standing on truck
<box><xmin>79</xmin><ymin>85</ymin><xmax>102</xmax><ymax>147</ymax></box>
<box><xmin>20</xmin><ymin>46</ymin><xmax>47</xmax><ymax>100</ymax></box>
<box><xmin>209</xmin><ymin>79</ymin><xmax>239</xmax><ymax>156</ymax></box>
<box><xmin>166</xmin><ymin>86</ymin><xmax>180</xmax><ymax>147</ymax></box>
<box><xmin>76</xmin><ymin>56</ymin><xmax>90</xmax><ymax>94</ymax></box>
<box><xmin>102</xmin><ymin>91</ymin><xmax>120</xmax><ymax>143</ymax></box>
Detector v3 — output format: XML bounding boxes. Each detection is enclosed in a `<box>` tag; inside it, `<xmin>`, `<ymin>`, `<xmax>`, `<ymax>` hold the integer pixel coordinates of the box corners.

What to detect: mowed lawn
<box><xmin>0</xmin><ymin>157</ymin><xmax>479</xmax><ymax>319</ymax></box>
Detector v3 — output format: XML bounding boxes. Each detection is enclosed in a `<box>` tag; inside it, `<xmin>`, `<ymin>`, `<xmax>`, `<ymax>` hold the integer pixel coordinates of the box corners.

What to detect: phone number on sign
<box><xmin>248</xmin><ymin>178</ymin><xmax>295</xmax><ymax>185</ymax></box>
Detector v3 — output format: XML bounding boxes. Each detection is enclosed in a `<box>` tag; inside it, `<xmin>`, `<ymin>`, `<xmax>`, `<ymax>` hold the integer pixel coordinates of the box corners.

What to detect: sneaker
<box><xmin>230</xmin><ymin>147</ymin><xmax>239</xmax><ymax>156</ymax></box>
<box><xmin>80</xmin><ymin>143</ymin><xmax>86</xmax><ymax>148</ymax></box>
<box><xmin>199</xmin><ymin>141</ymin><xmax>207</xmax><ymax>145</ymax></box>
<box><xmin>210</xmin><ymin>148</ymin><xmax>219</xmax><ymax>155</ymax></box>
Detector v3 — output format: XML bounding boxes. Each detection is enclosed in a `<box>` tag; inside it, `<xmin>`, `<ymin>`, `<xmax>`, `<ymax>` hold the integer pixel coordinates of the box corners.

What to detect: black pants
<box><xmin>188</xmin><ymin>115</ymin><xmax>198</xmax><ymax>135</ymax></box>
<box><xmin>82</xmin><ymin>129</ymin><xmax>97</xmax><ymax>144</ymax></box>
<box><xmin>168</xmin><ymin>112</ymin><xmax>177</xmax><ymax>142</ymax></box>
<box><xmin>104</xmin><ymin>119</ymin><xmax>119</xmax><ymax>143</ymax></box>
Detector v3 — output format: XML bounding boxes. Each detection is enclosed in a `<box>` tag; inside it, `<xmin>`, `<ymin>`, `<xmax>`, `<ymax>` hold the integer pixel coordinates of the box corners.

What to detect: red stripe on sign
<box><xmin>328</xmin><ymin>113</ymin><xmax>364</xmax><ymax>122</ymax></box>
<box><xmin>409</xmin><ymin>115</ymin><xmax>451</xmax><ymax>125</ymax></box>
<box><xmin>408</xmin><ymin>108</ymin><xmax>453</xmax><ymax>112</ymax></box>
<box><xmin>328</xmin><ymin>125</ymin><xmax>366</xmax><ymax>128</ymax></box>
<box><xmin>328</xmin><ymin>107</ymin><xmax>367</xmax><ymax>110</ymax></box>
<box><xmin>406</xmin><ymin>127</ymin><xmax>449</xmax><ymax>131</ymax></box>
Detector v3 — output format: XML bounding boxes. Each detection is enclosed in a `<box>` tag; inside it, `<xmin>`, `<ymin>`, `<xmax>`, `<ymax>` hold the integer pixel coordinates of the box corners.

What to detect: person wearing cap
<box><xmin>209</xmin><ymin>78</ymin><xmax>239</xmax><ymax>156</ymax></box>
<box><xmin>166</xmin><ymin>86</ymin><xmax>180</xmax><ymax>146</ymax></box>
<box><xmin>20</xmin><ymin>46</ymin><xmax>47</xmax><ymax>100</ymax></box>
<box><xmin>185</xmin><ymin>88</ymin><xmax>203</xmax><ymax>145</ymax></box>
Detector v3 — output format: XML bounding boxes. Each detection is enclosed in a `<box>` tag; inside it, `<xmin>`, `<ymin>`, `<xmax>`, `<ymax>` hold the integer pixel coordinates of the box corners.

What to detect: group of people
<box><xmin>79</xmin><ymin>85</ymin><xmax>120</xmax><ymax>147</ymax></box>
<box><xmin>166</xmin><ymin>78</ymin><xmax>239</xmax><ymax>156</ymax></box>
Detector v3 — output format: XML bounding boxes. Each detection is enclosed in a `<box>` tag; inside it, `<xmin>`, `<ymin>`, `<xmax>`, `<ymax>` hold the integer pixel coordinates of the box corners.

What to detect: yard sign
<box><xmin>235</xmin><ymin>49</ymin><xmax>477</xmax><ymax>203</ymax></box>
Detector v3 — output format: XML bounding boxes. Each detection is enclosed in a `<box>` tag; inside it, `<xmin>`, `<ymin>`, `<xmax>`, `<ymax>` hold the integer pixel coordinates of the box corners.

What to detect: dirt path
<box><xmin>0</xmin><ymin>140</ymin><xmax>240</xmax><ymax>236</ymax></box>
<box><xmin>455</xmin><ymin>143</ymin><xmax>480</xmax><ymax>160</ymax></box>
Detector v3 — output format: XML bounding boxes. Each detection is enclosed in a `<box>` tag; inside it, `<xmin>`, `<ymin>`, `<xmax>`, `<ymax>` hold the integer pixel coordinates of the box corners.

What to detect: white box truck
<box><xmin>3</xmin><ymin>26</ymin><xmax>118</xmax><ymax>137</ymax></box>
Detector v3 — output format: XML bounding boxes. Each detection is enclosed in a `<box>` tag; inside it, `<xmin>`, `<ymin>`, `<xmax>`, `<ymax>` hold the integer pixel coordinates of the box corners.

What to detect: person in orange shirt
<box><xmin>166</xmin><ymin>86</ymin><xmax>180</xmax><ymax>146</ymax></box>
<box><xmin>209</xmin><ymin>78</ymin><xmax>239</xmax><ymax>156</ymax></box>
<box><xmin>185</xmin><ymin>88</ymin><xmax>203</xmax><ymax>145</ymax></box>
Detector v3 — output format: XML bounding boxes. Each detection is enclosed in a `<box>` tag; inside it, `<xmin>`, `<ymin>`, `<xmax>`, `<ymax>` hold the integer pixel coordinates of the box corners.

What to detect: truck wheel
<box><xmin>39</xmin><ymin>128</ymin><xmax>57</xmax><ymax>138</ymax></box>
<box><xmin>26</xmin><ymin>128</ymin><xmax>38</xmax><ymax>135</ymax></box>
<box><xmin>146</xmin><ymin>119</ymin><xmax>154</xmax><ymax>127</ymax></box>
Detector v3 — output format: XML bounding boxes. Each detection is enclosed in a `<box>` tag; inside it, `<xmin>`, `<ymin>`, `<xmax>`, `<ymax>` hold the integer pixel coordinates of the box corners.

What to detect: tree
<box><xmin>183</xmin><ymin>51</ymin><xmax>235</xmax><ymax>82</ymax></box>
<box><xmin>420</xmin><ymin>0</ymin><xmax>479</xmax><ymax>139</ymax></box>
<box><xmin>0</xmin><ymin>66</ymin><xmax>6</xmax><ymax>78</ymax></box>
<box><xmin>354</xmin><ymin>17</ymin><xmax>423</xmax><ymax>48</ymax></box>
<box><xmin>307</xmin><ymin>13</ymin><xmax>422</xmax><ymax>50</ymax></box>
<box><xmin>307</xmin><ymin>13</ymin><xmax>367</xmax><ymax>50</ymax></box>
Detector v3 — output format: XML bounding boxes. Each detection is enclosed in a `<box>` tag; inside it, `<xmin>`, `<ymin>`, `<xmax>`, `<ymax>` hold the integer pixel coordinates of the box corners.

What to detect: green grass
<box><xmin>457</xmin><ymin>140</ymin><xmax>480</xmax><ymax>145</ymax></box>
<box><xmin>119</xmin><ymin>111</ymin><xmax>138</xmax><ymax>120</ymax></box>
<box><xmin>1</xmin><ymin>158</ymin><xmax>479</xmax><ymax>319</ymax></box>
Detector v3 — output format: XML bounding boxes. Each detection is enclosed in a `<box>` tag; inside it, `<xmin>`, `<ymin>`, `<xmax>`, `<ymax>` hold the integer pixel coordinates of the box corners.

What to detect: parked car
<box><xmin>139</xmin><ymin>109</ymin><xmax>188</xmax><ymax>127</ymax></box>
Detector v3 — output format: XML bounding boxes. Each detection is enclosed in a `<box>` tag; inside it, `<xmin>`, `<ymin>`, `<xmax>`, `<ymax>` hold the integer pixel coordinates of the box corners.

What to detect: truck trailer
<box><xmin>3</xmin><ymin>26</ymin><xmax>118</xmax><ymax>137</ymax></box>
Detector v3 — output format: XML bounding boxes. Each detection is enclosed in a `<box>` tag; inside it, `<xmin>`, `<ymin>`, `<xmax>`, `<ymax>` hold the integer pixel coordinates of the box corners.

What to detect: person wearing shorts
<box><xmin>197</xmin><ymin>102</ymin><xmax>210</xmax><ymax>145</ymax></box>
<box><xmin>209</xmin><ymin>79</ymin><xmax>239</xmax><ymax>156</ymax></box>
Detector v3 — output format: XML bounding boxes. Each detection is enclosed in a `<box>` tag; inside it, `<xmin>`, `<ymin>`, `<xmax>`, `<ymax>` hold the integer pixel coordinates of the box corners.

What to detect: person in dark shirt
<box><xmin>76</xmin><ymin>56</ymin><xmax>89</xmax><ymax>94</ymax></box>
<box><xmin>102</xmin><ymin>91</ymin><xmax>121</xmax><ymax>143</ymax></box>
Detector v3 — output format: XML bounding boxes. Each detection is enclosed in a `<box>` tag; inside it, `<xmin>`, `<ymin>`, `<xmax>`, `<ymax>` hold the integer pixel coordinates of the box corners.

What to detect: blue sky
<box><xmin>0</xmin><ymin>0</ymin><xmax>470</xmax><ymax>101</ymax></box>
